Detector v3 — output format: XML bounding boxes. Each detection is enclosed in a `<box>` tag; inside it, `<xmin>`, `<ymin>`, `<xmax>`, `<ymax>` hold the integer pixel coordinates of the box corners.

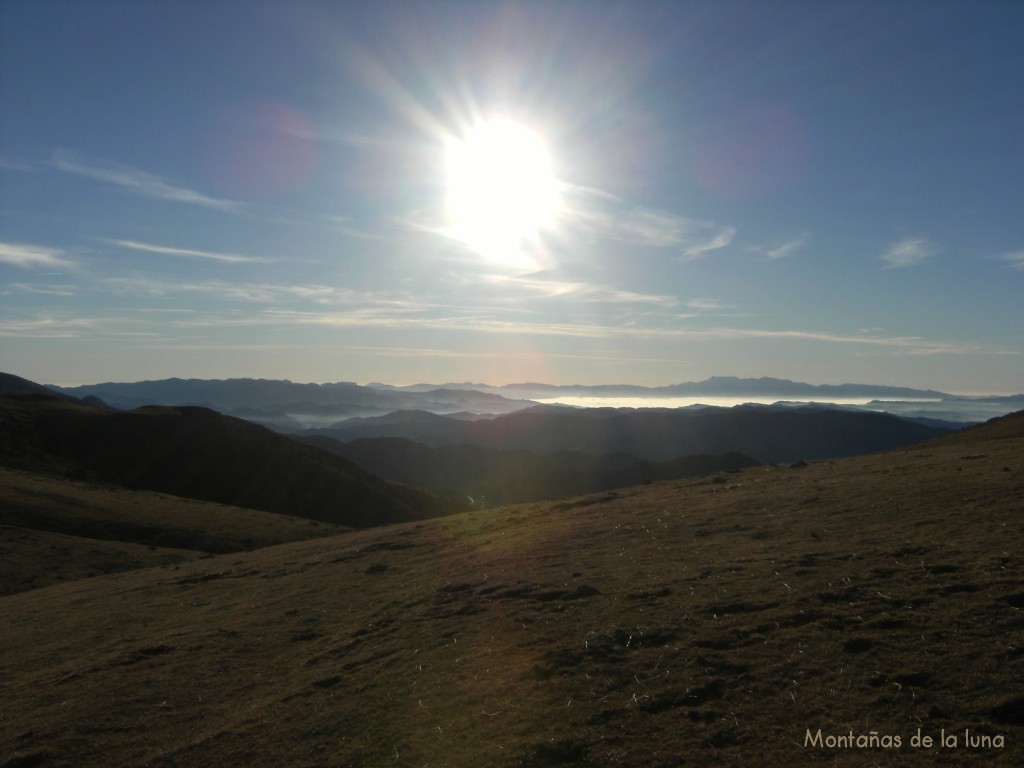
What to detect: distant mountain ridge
<box><xmin>372</xmin><ymin>375</ymin><xmax>953</xmax><ymax>399</ymax></box>
<box><xmin>44</xmin><ymin>375</ymin><xmax>1024</xmax><ymax>429</ymax></box>
<box><xmin>48</xmin><ymin>375</ymin><xmax>957</xmax><ymax>414</ymax></box>
<box><xmin>312</xmin><ymin>404</ymin><xmax>952</xmax><ymax>464</ymax></box>
<box><xmin>367</xmin><ymin>377</ymin><xmax>1024</xmax><ymax>424</ymax></box>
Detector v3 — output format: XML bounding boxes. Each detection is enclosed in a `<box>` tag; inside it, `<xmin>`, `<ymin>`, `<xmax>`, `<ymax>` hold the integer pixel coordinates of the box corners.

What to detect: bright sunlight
<box><xmin>444</xmin><ymin>117</ymin><xmax>560</xmax><ymax>266</ymax></box>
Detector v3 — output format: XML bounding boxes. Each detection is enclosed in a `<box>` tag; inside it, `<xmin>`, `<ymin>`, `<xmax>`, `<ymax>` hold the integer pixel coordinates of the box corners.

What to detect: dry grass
<box><xmin>1</xmin><ymin>414</ymin><xmax>1022</xmax><ymax>766</ymax></box>
<box><xmin>0</xmin><ymin>524</ymin><xmax>206</xmax><ymax>595</ymax></box>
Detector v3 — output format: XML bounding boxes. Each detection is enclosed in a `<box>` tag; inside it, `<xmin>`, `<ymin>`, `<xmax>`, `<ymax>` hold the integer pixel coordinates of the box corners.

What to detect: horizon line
<box><xmin>18</xmin><ymin>371</ymin><xmax>1020</xmax><ymax>398</ymax></box>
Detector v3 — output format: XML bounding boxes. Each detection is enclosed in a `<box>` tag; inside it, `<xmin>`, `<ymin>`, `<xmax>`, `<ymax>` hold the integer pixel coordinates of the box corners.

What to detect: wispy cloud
<box><xmin>317</xmin><ymin>215</ymin><xmax>382</xmax><ymax>240</ymax></box>
<box><xmin>262</xmin><ymin>313</ymin><xmax>993</xmax><ymax>357</ymax></box>
<box><xmin>686</xmin><ymin>298</ymin><xmax>732</xmax><ymax>312</ymax></box>
<box><xmin>99</xmin><ymin>275</ymin><xmax>414</xmax><ymax>311</ymax></box>
<box><xmin>752</xmin><ymin>233</ymin><xmax>809</xmax><ymax>260</ymax></box>
<box><xmin>996</xmin><ymin>250</ymin><xmax>1024</xmax><ymax>270</ymax></box>
<box><xmin>145</xmin><ymin>342</ymin><xmax>301</xmax><ymax>352</ymax></box>
<box><xmin>685</xmin><ymin>327</ymin><xmax>1011</xmax><ymax>357</ymax></box>
<box><xmin>9</xmin><ymin>280</ymin><xmax>1003</xmax><ymax>361</ymax></box>
<box><xmin>256</xmin><ymin>309</ymin><xmax>629</xmax><ymax>338</ymax></box>
<box><xmin>398</xmin><ymin>179</ymin><xmax>739</xmax><ymax>274</ymax></box>
<box><xmin>479</xmin><ymin>274</ymin><xmax>678</xmax><ymax>306</ymax></box>
<box><xmin>196</xmin><ymin>298</ymin><xmax>907</xmax><ymax>349</ymax></box>
<box><xmin>609</xmin><ymin>207</ymin><xmax>735</xmax><ymax>261</ymax></box>
<box><xmin>880</xmin><ymin>237</ymin><xmax>935</xmax><ymax>269</ymax></box>
<box><xmin>563</xmin><ymin>186</ymin><xmax>737</xmax><ymax>261</ymax></box>
<box><xmin>108</xmin><ymin>239</ymin><xmax>271</xmax><ymax>264</ymax></box>
<box><xmin>343</xmin><ymin>344</ymin><xmax>518</xmax><ymax>360</ymax></box>
<box><xmin>607</xmin><ymin>208</ymin><xmax>694</xmax><ymax>249</ymax></box>
<box><xmin>346</xmin><ymin>345</ymin><xmax>693</xmax><ymax>368</ymax></box>
<box><xmin>53</xmin><ymin>150</ymin><xmax>242</xmax><ymax>211</ymax></box>
<box><xmin>680</xmin><ymin>226</ymin><xmax>736</xmax><ymax>262</ymax></box>
<box><xmin>0</xmin><ymin>314</ymin><xmax>98</xmax><ymax>338</ymax></box>
<box><xmin>3</xmin><ymin>283</ymin><xmax>77</xmax><ymax>297</ymax></box>
<box><xmin>0</xmin><ymin>242</ymin><xmax>76</xmax><ymax>269</ymax></box>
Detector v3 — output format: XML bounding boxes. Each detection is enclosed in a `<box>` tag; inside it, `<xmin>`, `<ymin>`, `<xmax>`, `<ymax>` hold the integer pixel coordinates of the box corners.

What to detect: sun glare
<box><xmin>445</xmin><ymin>117</ymin><xmax>560</xmax><ymax>266</ymax></box>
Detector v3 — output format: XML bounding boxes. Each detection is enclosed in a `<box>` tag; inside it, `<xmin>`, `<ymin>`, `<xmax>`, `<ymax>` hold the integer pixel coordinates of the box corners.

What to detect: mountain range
<box><xmin>50</xmin><ymin>375</ymin><xmax>1024</xmax><ymax>429</ymax></box>
<box><xmin>373</xmin><ymin>375</ymin><xmax>953</xmax><ymax>399</ymax></box>
<box><xmin>4</xmin><ymin>372</ymin><xmax>967</xmax><ymax>510</ymax></box>
<box><xmin>48</xmin><ymin>376</ymin><xmax>534</xmax><ymax>430</ymax></box>
<box><xmin>309</xmin><ymin>404</ymin><xmax>952</xmax><ymax>464</ymax></box>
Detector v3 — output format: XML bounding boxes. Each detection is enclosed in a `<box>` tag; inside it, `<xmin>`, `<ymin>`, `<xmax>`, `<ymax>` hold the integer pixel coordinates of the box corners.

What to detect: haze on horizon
<box><xmin>1</xmin><ymin>1</ymin><xmax>1022</xmax><ymax>394</ymax></box>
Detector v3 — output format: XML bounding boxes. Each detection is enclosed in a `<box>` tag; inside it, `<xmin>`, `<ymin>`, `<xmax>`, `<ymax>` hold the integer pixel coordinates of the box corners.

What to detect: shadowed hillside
<box><xmin>0</xmin><ymin>372</ymin><xmax>60</xmax><ymax>396</ymax></box>
<box><xmin>0</xmin><ymin>393</ymin><xmax>461</xmax><ymax>528</ymax></box>
<box><xmin>315</xmin><ymin>404</ymin><xmax>952</xmax><ymax>463</ymax></box>
<box><xmin>2</xmin><ymin>412</ymin><xmax>1021</xmax><ymax>766</ymax></box>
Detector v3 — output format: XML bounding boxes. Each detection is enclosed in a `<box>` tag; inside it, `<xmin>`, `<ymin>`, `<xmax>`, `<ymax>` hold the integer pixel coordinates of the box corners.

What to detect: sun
<box><xmin>444</xmin><ymin>117</ymin><xmax>560</xmax><ymax>266</ymax></box>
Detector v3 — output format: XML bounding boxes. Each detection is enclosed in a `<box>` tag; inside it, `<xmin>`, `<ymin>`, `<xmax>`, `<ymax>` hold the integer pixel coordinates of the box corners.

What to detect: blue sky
<box><xmin>1</xmin><ymin>0</ymin><xmax>1021</xmax><ymax>392</ymax></box>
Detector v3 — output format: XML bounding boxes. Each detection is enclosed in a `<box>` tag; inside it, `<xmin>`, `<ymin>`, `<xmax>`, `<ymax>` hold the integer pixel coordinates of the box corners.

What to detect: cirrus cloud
<box><xmin>53</xmin><ymin>150</ymin><xmax>242</xmax><ymax>212</ymax></box>
<box><xmin>880</xmin><ymin>237</ymin><xmax>935</xmax><ymax>269</ymax></box>
<box><xmin>108</xmin><ymin>239</ymin><xmax>272</xmax><ymax>264</ymax></box>
<box><xmin>996</xmin><ymin>250</ymin><xmax>1024</xmax><ymax>270</ymax></box>
<box><xmin>0</xmin><ymin>242</ymin><xmax>76</xmax><ymax>269</ymax></box>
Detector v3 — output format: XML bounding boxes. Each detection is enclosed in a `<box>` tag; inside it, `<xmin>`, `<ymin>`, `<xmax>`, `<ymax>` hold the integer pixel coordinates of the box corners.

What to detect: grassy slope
<box><xmin>0</xmin><ymin>467</ymin><xmax>349</xmax><ymax>594</ymax></box>
<box><xmin>0</xmin><ymin>524</ymin><xmax>205</xmax><ymax>596</ymax></box>
<box><xmin>1</xmin><ymin>414</ymin><xmax>1022</xmax><ymax>767</ymax></box>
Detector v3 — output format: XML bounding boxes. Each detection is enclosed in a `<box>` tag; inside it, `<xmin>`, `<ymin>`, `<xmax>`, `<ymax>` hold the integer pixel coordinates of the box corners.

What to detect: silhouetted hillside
<box><xmin>0</xmin><ymin>371</ymin><xmax>109</xmax><ymax>409</ymax></box>
<box><xmin>314</xmin><ymin>404</ymin><xmax>952</xmax><ymax>463</ymax></box>
<box><xmin>304</xmin><ymin>435</ymin><xmax>758</xmax><ymax>506</ymax></box>
<box><xmin>0</xmin><ymin>393</ymin><xmax>460</xmax><ymax>527</ymax></box>
<box><xmin>0</xmin><ymin>372</ymin><xmax>57</xmax><ymax>395</ymax></box>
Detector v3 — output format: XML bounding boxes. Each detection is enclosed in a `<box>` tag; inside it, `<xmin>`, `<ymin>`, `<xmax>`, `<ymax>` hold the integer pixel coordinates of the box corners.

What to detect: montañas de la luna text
<box><xmin>804</xmin><ymin>729</ymin><xmax>1005</xmax><ymax>749</ymax></box>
